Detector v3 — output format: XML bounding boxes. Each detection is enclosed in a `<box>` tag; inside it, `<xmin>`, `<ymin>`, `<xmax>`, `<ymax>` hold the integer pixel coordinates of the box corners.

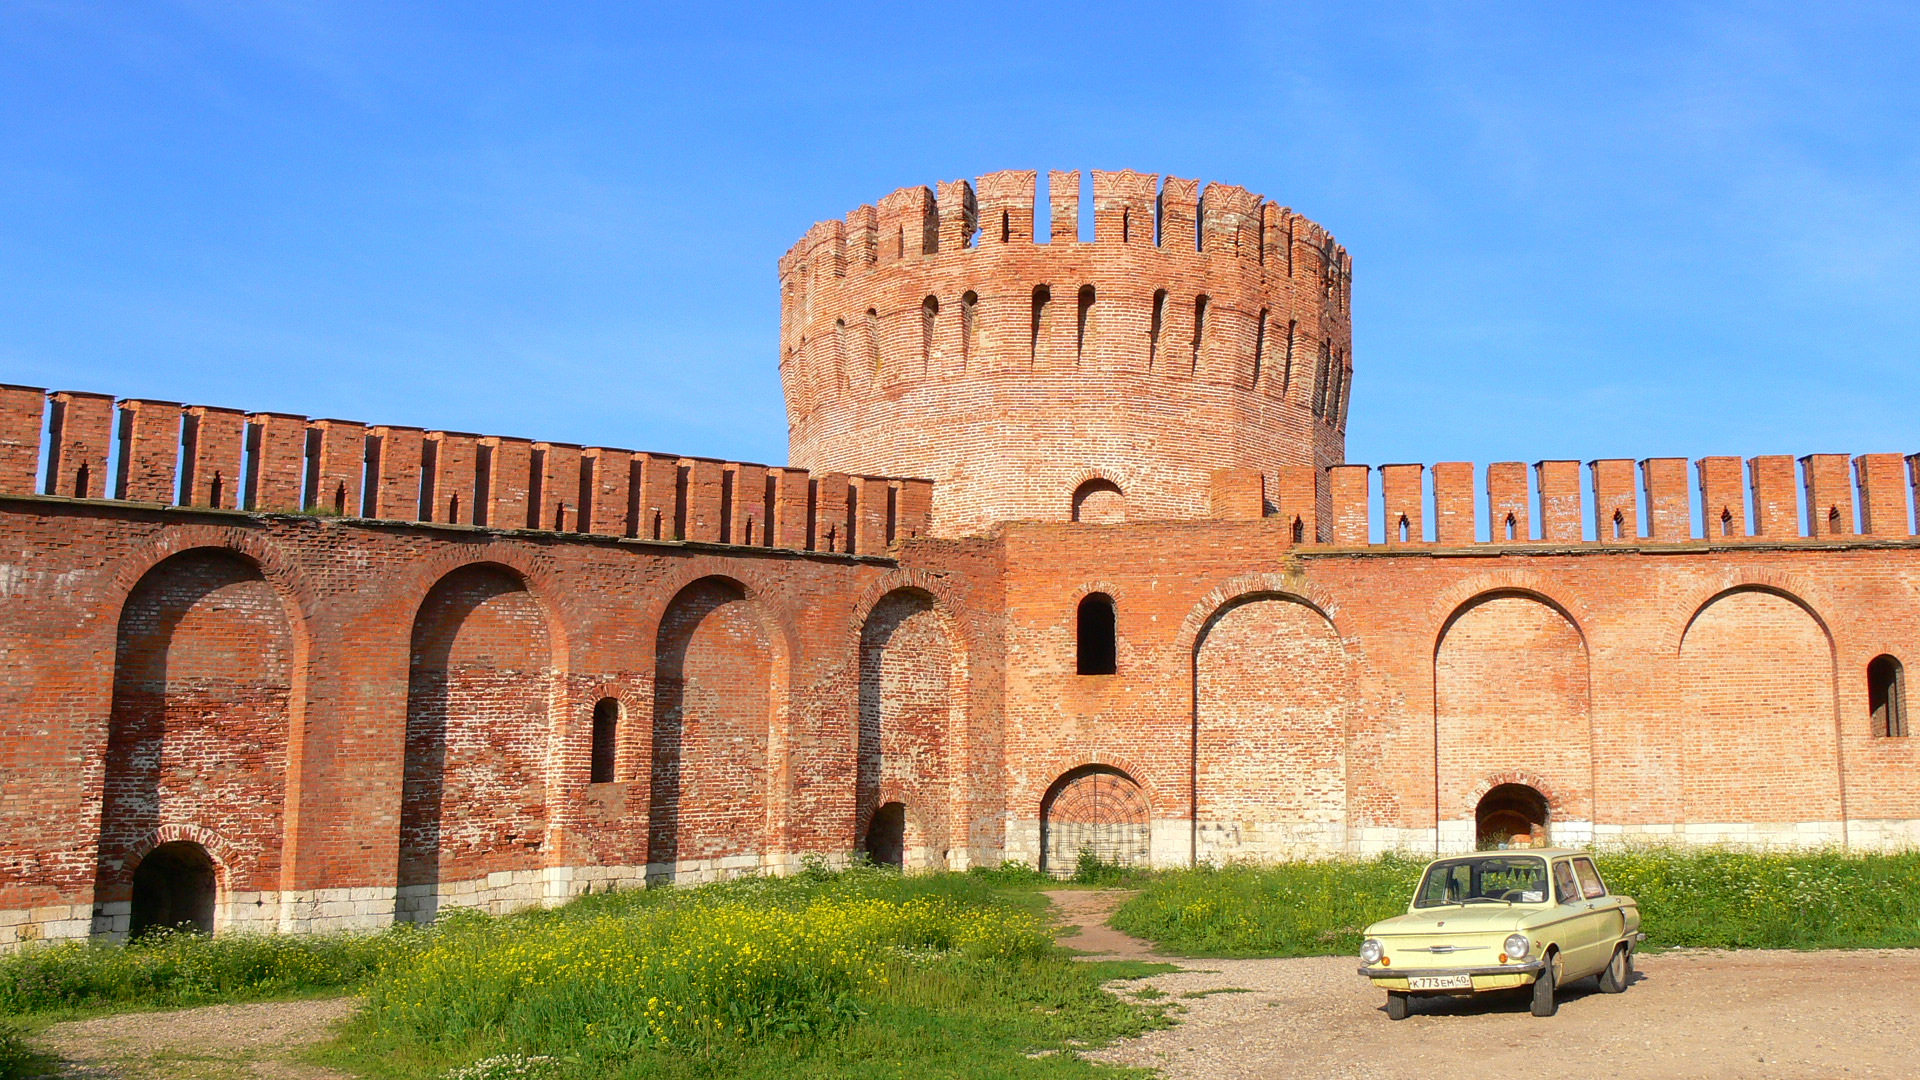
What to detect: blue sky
<box><xmin>2</xmin><ymin>2</ymin><xmax>1916</xmax><ymax>469</ymax></box>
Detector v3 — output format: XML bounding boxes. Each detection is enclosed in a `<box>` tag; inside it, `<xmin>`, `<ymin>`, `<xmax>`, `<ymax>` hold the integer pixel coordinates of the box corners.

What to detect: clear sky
<box><xmin>2</xmin><ymin>2</ymin><xmax>1916</xmax><ymax>470</ymax></box>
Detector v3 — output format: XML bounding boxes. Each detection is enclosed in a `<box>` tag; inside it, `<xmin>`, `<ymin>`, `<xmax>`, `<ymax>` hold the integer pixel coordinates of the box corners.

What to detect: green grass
<box><xmin>0</xmin><ymin>923</ymin><xmax>428</xmax><ymax>1015</ymax></box>
<box><xmin>1111</xmin><ymin>848</ymin><xmax>1920</xmax><ymax>957</ymax></box>
<box><xmin>0</xmin><ymin>1022</ymin><xmax>32</xmax><ymax>1080</ymax></box>
<box><xmin>320</xmin><ymin>864</ymin><xmax>1167</xmax><ymax>1079</ymax></box>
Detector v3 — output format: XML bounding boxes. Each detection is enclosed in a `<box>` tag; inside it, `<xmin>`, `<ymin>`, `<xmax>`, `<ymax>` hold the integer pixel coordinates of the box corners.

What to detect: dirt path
<box><xmin>1049</xmin><ymin>890</ymin><xmax>1920</xmax><ymax>1080</ymax></box>
<box><xmin>31</xmin><ymin>997</ymin><xmax>357</xmax><ymax>1079</ymax></box>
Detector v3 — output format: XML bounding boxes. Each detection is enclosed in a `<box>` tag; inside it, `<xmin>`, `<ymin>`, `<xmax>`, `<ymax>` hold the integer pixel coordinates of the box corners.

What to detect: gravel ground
<box><xmin>31</xmin><ymin>997</ymin><xmax>357</xmax><ymax>1079</ymax></box>
<box><xmin>1050</xmin><ymin>890</ymin><xmax>1920</xmax><ymax>1080</ymax></box>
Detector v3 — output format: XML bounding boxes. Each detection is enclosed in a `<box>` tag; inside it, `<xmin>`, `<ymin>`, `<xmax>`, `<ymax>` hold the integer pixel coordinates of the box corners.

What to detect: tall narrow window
<box><xmin>865</xmin><ymin>308</ymin><xmax>880</xmax><ymax>373</ymax></box>
<box><xmin>960</xmin><ymin>291</ymin><xmax>978</xmax><ymax>368</ymax></box>
<box><xmin>1148</xmin><ymin>289</ymin><xmax>1167</xmax><ymax>369</ymax></box>
<box><xmin>1282</xmin><ymin>320</ymin><xmax>1297</xmax><ymax>395</ymax></box>
<box><xmin>1612</xmin><ymin>510</ymin><xmax>1626</xmax><ymax>540</ymax></box>
<box><xmin>1291</xmin><ymin>516</ymin><xmax>1305</xmax><ymax>543</ymax></box>
<box><xmin>832</xmin><ymin>318</ymin><xmax>847</xmax><ymax>390</ymax></box>
<box><xmin>1076</xmin><ymin>593</ymin><xmax>1117</xmax><ymax>675</ymax></box>
<box><xmin>1190</xmin><ymin>295</ymin><xmax>1209</xmax><ymax>372</ymax></box>
<box><xmin>590</xmin><ymin>698</ymin><xmax>619</xmax><ymax>783</ymax></box>
<box><xmin>1312</xmin><ymin>341</ymin><xmax>1331</xmax><ymax>416</ymax></box>
<box><xmin>1075</xmin><ymin>285</ymin><xmax>1095</xmax><ymax>364</ymax></box>
<box><xmin>1252</xmin><ymin>309</ymin><xmax>1269</xmax><ymax>388</ymax></box>
<box><xmin>1000</xmin><ymin>211</ymin><xmax>1010</xmax><ymax>243</ymax></box>
<box><xmin>1122</xmin><ymin>210</ymin><xmax>1130</xmax><ymax>243</ymax></box>
<box><xmin>1870</xmin><ymin>655</ymin><xmax>1907</xmax><ymax>737</ymax></box>
<box><xmin>1030</xmin><ymin>285</ymin><xmax>1050</xmax><ymax>364</ymax></box>
<box><xmin>920</xmin><ymin>295</ymin><xmax>938</xmax><ymax>371</ymax></box>
<box><xmin>1720</xmin><ymin>507</ymin><xmax>1734</xmax><ymax>536</ymax></box>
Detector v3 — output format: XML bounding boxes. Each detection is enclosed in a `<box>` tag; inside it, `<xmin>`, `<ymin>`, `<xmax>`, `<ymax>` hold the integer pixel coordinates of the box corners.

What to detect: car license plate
<box><xmin>1407</xmin><ymin>974</ymin><xmax>1473</xmax><ymax>991</ymax></box>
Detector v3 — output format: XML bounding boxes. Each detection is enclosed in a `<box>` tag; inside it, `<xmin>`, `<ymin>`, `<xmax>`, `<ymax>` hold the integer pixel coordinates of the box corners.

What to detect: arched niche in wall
<box><xmin>398</xmin><ymin>563</ymin><xmax>555</xmax><ymax>923</ymax></box>
<box><xmin>857</xmin><ymin>587</ymin><xmax>957</xmax><ymax>870</ymax></box>
<box><xmin>649</xmin><ymin>577</ymin><xmax>781</xmax><ymax>879</ymax></box>
<box><xmin>96</xmin><ymin>548</ymin><xmax>295</xmax><ymax>937</ymax></box>
<box><xmin>1434</xmin><ymin>592</ymin><xmax>1591</xmax><ymax>836</ymax></box>
<box><xmin>1679</xmin><ymin>588</ymin><xmax>1838</xmax><ymax>829</ymax></box>
<box><xmin>1072</xmin><ymin>478</ymin><xmax>1126</xmax><ymax>524</ymax></box>
<box><xmin>1193</xmin><ymin>593</ymin><xmax>1346</xmax><ymax>860</ymax></box>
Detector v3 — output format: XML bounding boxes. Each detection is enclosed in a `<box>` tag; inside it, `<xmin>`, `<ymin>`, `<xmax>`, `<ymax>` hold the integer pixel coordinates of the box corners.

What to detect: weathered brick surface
<box><xmin>4</xmin><ymin>170</ymin><xmax>1920</xmax><ymax>941</ymax></box>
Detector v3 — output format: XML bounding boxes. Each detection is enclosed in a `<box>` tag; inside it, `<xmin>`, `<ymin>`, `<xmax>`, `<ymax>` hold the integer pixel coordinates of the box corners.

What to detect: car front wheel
<box><xmin>1599</xmin><ymin>944</ymin><xmax>1631</xmax><ymax>994</ymax></box>
<box><xmin>1530</xmin><ymin>953</ymin><xmax>1559</xmax><ymax>1017</ymax></box>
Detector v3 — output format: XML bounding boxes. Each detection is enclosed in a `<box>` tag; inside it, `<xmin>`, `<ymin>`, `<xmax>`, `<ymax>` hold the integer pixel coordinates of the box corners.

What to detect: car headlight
<box><xmin>1504</xmin><ymin>933</ymin><xmax>1530</xmax><ymax>960</ymax></box>
<box><xmin>1360</xmin><ymin>938</ymin><xmax>1384</xmax><ymax>964</ymax></box>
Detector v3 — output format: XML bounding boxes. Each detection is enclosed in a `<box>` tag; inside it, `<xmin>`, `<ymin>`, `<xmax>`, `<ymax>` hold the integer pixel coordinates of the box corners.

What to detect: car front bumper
<box><xmin>1358</xmin><ymin>959</ymin><xmax>1546</xmax><ymax>992</ymax></box>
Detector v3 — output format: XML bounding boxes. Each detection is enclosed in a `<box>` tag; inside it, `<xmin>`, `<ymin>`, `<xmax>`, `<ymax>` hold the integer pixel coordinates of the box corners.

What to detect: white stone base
<box><xmin>1591</xmin><ymin>820</ymin><xmax>1852</xmax><ymax>849</ymax></box>
<box><xmin>1194</xmin><ymin>818</ymin><xmax>1350</xmax><ymax>864</ymax></box>
<box><xmin>0</xmin><ymin>902</ymin><xmax>91</xmax><ymax>947</ymax></box>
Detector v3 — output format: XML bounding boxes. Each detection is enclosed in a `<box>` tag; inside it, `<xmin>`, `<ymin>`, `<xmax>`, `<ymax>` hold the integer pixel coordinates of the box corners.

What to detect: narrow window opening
<box><xmin>209</xmin><ymin>471</ymin><xmax>223</xmax><ymax>509</ymax></box>
<box><xmin>1397</xmin><ymin>515</ymin><xmax>1410</xmax><ymax>543</ymax></box>
<box><xmin>447</xmin><ymin>493</ymin><xmax>459</xmax><ymax>522</ymax></box>
<box><xmin>865</xmin><ymin>308</ymin><xmax>880</xmax><ymax>373</ymax></box>
<box><xmin>1311</xmin><ymin>341</ymin><xmax>1331</xmax><ymax>416</ymax></box>
<box><xmin>1122</xmin><ymin>210</ymin><xmax>1130</xmax><ymax>243</ymax></box>
<box><xmin>1612</xmin><ymin>510</ymin><xmax>1625</xmax><ymax>539</ymax></box>
<box><xmin>333</xmin><ymin>481</ymin><xmax>346</xmax><ymax>516</ymax></box>
<box><xmin>1870</xmin><ymin>655</ymin><xmax>1907</xmax><ymax>737</ymax></box>
<box><xmin>1148</xmin><ymin>289</ymin><xmax>1167</xmax><ymax>369</ymax></box>
<box><xmin>1282</xmin><ymin>320</ymin><xmax>1297</xmax><ymax>395</ymax></box>
<box><xmin>960</xmin><ymin>291</ymin><xmax>977</xmax><ymax>368</ymax></box>
<box><xmin>1075</xmin><ymin>285</ymin><xmax>1094</xmax><ymax>364</ymax></box>
<box><xmin>1720</xmin><ymin>507</ymin><xmax>1734</xmax><ymax>536</ymax></box>
<box><xmin>1291</xmin><ymin>516</ymin><xmax>1305</xmax><ymax>543</ymax></box>
<box><xmin>895</xmin><ymin>227</ymin><xmax>904</xmax><ymax>258</ymax></box>
<box><xmin>1030</xmin><ymin>285</ymin><xmax>1050</xmax><ymax>364</ymax></box>
<box><xmin>1190</xmin><ymin>295</ymin><xmax>1209</xmax><ymax>373</ymax></box>
<box><xmin>1076</xmin><ymin>593</ymin><xmax>1117</xmax><ymax>675</ymax></box>
<box><xmin>1000</xmin><ymin>210</ymin><xmax>1009</xmax><ymax>243</ymax></box>
<box><xmin>1252</xmin><ymin>309</ymin><xmax>1268</xmax><ymax>388</ymax></box>
<box><xmin>920</xmin><ymin>295</ymin><xmax>938</xmax><ymax>371</ymax></box>
<box><xmin>590</xmin><ymin>698</ymin><xmax>619</xmax><ymax>783</ymax></box>
<box><xmin>1828</xmin><ymin>505</ymin><xmax>1842</xmax><ymax>533</ymax></box>
<box><xmin>555</xmin><ymin>502</ymin><xmax>569</xmax><ymax>532</ymax></box>
<box><xmin>833</xmin><ymin>318</ymin><xmax>847</xmax><ymax>388</ymax></box>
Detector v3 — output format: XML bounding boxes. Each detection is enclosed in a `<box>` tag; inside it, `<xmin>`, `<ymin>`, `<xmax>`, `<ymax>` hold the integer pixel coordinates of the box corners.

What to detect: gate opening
<box><xmin>129</xmin><ymin>841</ymin><xmax>217</xmax><ymax>938</ymax></box>
<box><xmin>863</xmin><ymin>802</ymin><xmax>906</xmax><ymax>868</ymax></box>
<box><xmin>1040</xmin><ymin>765</ymin><xmax>1149</xmax><ymax>878</ymax></box>
<box><xmin>1476</xmin><ymin>784</ymin><xmax>1550</xmax><ymax>849</ymax></box>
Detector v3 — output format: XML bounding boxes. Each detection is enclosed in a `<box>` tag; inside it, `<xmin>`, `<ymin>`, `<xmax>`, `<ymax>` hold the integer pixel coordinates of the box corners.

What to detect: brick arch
<box><xmin>1066</xmin><ymin>469</ymin><xmax>1131</xmax><ymax>523</ymax></box>
<box><xmin>1176</xmin><ymin>572</ymin><xmax>1345</xmax><ymax>658</ymax></box>
<box><xmin>1461</xmin><ymin>771</ymin><xmax>1564</xmax><ymax>815</ymax></box>
<box><xmin>390</xmin><ymin>547</ymin><xmax>572</xmax><ymax>672</ymax></box>
<box><xmin>847</xmin><ymin>568</ymin><xmax>977</xmax><ymax>663</ymax></box>
<box><xmin>636</xmin><ymin>557</ymin><xmax>801</xmax><ymax>673</ymax></box>
<box><xmin>1029</xmin><ymin>750</ymin><xmax>1164</xmax><ymax>819</ymax></box>
<box><xmin>855</xmin><ymin>583</ymin><xmax>966</xmax><ymax>859</ymax></box>
<box><xmin>125</xmin><ymin>823</ymin><xmax>243</xmax><ymax>891</ymax></box>
<box><xmin>1039</xmin><ymin>762</ymin><xmax>1153</xmax><ymax>875</ymax></box>
<box><xmin>1672</xmin><ymin>576</ymin><xmax>1836</xmax><ymax>659</ymax></box>
<box><xmin>1425</xmin><ymin>571</ymin><xmax>1597</xmax><ymax>656</ymax></box>
<box><xmin>107</xmin><ymin>528</ymin><xmax>314</xmax><ymax>660</ymax></box>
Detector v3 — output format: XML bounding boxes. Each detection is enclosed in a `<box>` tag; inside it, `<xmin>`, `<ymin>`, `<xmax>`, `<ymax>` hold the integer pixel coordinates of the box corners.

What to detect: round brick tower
<box><xmin>779</xmin><ymin>169</ymin><xmax>1352</xmax><ymax>538</ymax></box>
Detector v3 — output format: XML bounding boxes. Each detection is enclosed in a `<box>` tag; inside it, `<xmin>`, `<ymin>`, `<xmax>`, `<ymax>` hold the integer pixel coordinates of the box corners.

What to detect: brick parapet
<box><xmin>0</xmin><ymin>387</ymin><xmax>932</xmax><ymax>557</ymax></box>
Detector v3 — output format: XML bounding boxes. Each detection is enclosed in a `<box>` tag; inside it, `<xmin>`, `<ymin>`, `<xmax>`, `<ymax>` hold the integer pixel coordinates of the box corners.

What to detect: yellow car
<box><xmin>1358</xmin><ymin>848</ymin><xmax>1642</xmax><ymax>1019</ymax></box>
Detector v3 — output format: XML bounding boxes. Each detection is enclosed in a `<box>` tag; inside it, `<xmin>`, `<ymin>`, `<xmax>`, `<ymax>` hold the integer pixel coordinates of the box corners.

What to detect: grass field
<box><xmin>1109</xmin><ymin>848</ymin><xmax>1920</xmax><ymax>957</ymax></box>
<box><xmin>0</xmin><ymin>863</ymin><xmax>1166</xmax><ymax>1080</ymax></box>
<box><xmin>6</xmin><ymin>848</ymin><xmax>1919</xmax><ymax>1078</ymax></box>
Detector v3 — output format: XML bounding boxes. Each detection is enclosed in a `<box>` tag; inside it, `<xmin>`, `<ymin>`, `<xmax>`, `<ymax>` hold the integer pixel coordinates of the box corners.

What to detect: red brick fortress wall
<box><xmin>779</xmin><ymin>170</ymin><xmax>1353</xmax><ymax>537</ymax></box>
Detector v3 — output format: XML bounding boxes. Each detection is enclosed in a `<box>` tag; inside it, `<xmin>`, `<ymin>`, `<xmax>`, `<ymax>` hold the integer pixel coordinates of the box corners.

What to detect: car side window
<box><xmin>1572</xmin><ymin>857</ymin><xmax>1607</xmax><ymax>899</ymax></box>
<box><xmin>1552</xmin><ymin>860</ymin><xmax>1579</xmax><ymax>904</ymax></box>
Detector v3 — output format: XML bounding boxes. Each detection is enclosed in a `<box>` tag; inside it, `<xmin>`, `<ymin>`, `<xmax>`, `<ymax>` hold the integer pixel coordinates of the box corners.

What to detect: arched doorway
<box><xmin>129</xmin><ymin>841</ymin><xmax>216</xmax><ymax>938</ymax></box>
<box><xmin>1040</xmin><ymin>766</ymin><xmax>1149</xmax><ymax>878</ymax></box>
<box><xmin>863</xmin><ymin>802</ymin><xmax>906</xmax><ymax>868</ymax></box>
<box><xmin>1476</xmin><ymin>784</ymin><xmax>1550</xmax><ymax>849</ymax></box>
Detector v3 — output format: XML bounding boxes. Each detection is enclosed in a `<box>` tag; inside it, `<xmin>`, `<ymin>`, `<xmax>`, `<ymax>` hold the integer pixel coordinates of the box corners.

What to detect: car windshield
<box><xmin>1414</xmin><ymin>855</ymin><xmax>1550</xmax><ymax>908</ymax></box>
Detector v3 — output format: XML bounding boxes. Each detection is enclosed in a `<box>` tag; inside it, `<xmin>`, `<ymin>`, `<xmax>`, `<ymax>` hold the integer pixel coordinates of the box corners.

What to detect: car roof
<box><xmin>1430</xmin><ymin>848</ymin><xmax>1592</xmax><ymax>859</ymax></box>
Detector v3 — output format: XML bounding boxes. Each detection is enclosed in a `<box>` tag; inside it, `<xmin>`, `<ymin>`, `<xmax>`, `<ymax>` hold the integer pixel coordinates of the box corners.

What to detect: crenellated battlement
<box><xmin>780</xmin><ymin>169</ymin><xmax>1354</xmax><ymax>538</ymax></box>
<box><xmin>0</xmin><ymin>384</ymin><xmax>931</xmax><ymax>556</ymax></box>
<box><xmin>1210</xmin><ymin>453</ymin><xmax>1920</xmax><ymax>548</ymax></box>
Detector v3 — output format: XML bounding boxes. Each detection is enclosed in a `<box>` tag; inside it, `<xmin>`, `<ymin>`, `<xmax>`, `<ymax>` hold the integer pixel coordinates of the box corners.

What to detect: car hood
<box><xmin>1366</xmin><ymin>904</ymin><xmax>1537</xmax><ymax>936</ymax></box>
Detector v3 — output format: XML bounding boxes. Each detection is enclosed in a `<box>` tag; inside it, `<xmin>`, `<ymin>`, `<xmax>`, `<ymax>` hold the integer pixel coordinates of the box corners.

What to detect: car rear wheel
<box><xmin>1599</xmin><ymin>944</ymin><xmax>1631</xmax><ymax>994</ymax></box>
<box><xmin>1530</xmin><ymin>953</ymin><xmax>1559</xmax><ymax>1017</ymax></box>
<box><xmin>1385</xmin><ymin>991</ymin><xmax>1410</xmax><ymax>1020</ymax></box>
